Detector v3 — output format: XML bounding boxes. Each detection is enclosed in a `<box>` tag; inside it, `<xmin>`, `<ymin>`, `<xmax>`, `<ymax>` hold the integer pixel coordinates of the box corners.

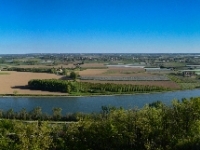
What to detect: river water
<box><xmin>0</xmin><ymin>89</ymin><xmax>200</xmax><ymax>114</ymax></box>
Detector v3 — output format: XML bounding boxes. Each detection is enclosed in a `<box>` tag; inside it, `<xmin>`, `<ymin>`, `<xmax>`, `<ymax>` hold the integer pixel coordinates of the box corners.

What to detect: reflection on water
<box><xmin>0</xmin><ymin>89</ymin><xmax>200</xmax><ymax>114</ymax></box>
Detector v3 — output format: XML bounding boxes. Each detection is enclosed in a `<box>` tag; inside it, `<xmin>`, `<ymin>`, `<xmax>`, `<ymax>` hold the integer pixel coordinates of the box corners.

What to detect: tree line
<box><xmin>28</xmin><ymin>79</ymin><xmax>169</xmax><ymax>94</ymax></box>
<box><xmin>79</xmin><ymin>82</ymin><xmax>168</xmax><ymax>93</ymax></box>
<box><xmin>1</xmin><ymin>97</ymin><xmax>200</xmax><ymax>149</ymax></box>
<box><xmin>0</xmin><ymin>107</ymin><xmax>78</xmax><ymax>122</ymax></box>
<box><xmin>6</xmin><ymin>67</ymin><xmax>77</xmax><ymax>76</ymax></box>
<box><xmin>7</xmin><ymin>67</ymin><xmax>52</xmax><ymax>73</ymax></box>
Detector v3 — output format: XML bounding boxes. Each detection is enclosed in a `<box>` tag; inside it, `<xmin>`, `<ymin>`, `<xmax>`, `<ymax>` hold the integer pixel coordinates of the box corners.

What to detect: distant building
<box><xmin>107</xmin><ymin>64</ymin><xmax>145</xmax><ymax>68</ymax></box>
<box><xmin>56</xmin><ymin>69</ymin><xmax>63</xmax><ymax>74</ymax></box>
<box><xmin>179</xmin><ymin>69</ymin><xmax>200</xmax><ymax>77</ymax></box>
<box><xmin>145</xmin><ymin>67</ymin><xmax>160</xmax><ymax>71</ymax></box>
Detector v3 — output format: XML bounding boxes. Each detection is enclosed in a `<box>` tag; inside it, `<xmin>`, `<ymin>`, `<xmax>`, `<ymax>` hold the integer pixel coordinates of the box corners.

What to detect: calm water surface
<box><xmin>0</xmin><ymin>89</ymin><xmax>200</xmax><ymax>114</ymax></box>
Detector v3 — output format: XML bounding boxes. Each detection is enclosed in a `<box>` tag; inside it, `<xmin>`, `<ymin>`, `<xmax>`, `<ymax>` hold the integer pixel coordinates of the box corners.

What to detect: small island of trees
<box><xmin>28</xmin><ymin>79</ymin><xmax>169</xmax><ymax>95</ymax></box>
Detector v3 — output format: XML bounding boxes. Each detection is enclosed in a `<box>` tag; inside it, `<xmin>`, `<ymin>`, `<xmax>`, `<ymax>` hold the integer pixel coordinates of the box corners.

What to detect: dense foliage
<box><xmin>28</xmin><ymin>79</ymin><xmax>71</xmax><ymax>93</ymax></box>
<box><xmin>0</xmin><ymin>107</ymin><xmax>77</xmax><ymax>121</ymax></box>
<box><xmin>1</xmin><ymin>97</ymin><xmax>200</xmax><ymax>149</ymax></box>
<box><xmin>69</xmin><ymin>71</ymin><xmax>78</xmax><ymax>80</ymax></box>
<box><xmin>7</xmin><ymin>67</ymin><xmax>52</xmax><ymax>73</ymax></box>
<box><xmin>28</xmin><ymin>79</ymin><xmax>169</xmax><ymax>94</ymax></box>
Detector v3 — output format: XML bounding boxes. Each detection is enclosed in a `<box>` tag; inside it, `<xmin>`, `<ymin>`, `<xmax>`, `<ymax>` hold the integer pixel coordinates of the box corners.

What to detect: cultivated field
<box><xmin>0</xmin><ymin>71</ymin><xmax>66</xmax><ymax>95</ymax></box>
<box><xmin>78</xmin><ymin>68</ymin><xmax>108</xmax><ymax>76</ymax></box>
<box><xmin>78</xmin><ymin>67</ymin><xmax>180</xmax><ymax>89</ymax></box>
<box><xmin>0</xmin><ymin>66</ymin><xmax>180</xmax><ymax>95</ymax></box>
<box><xmin>79</xmin><ymin>67</ymin><xmax>146</xmax><ymax>76</ymax></box>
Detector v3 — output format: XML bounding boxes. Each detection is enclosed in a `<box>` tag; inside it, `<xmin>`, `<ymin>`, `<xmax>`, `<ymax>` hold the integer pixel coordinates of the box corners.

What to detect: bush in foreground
<box><xmin>1</xmin><ymin>97</ymin><xmax>200</xmax><ymax>149</ymax></box>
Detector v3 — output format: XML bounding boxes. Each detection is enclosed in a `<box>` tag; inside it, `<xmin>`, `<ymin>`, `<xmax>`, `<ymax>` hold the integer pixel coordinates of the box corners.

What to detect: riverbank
<box><xmin>0</xmin><ymin>89</ymin><xmax>200</xmax><ymax>114</ymax></box>
<box><xmin>1</xmin><ymin>88</ymin><xmax>199</xmax><ymax>98</ymax></box>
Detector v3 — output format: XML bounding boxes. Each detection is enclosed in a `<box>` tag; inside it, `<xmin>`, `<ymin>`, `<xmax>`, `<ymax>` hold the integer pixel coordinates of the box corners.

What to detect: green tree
<box><xmin>30</xmin><ymin>107</ymin><xmax>42</xmax><ymax>120</ymax></box>
<box><xmin>18</xmin><ymin>108</ymin><xmax>28</xmax><ymax>120</ymax></box>
<box><xmin>6</xmin><ymin>109</ymin><xmax>15</xmax><ymax>119</ymax></box>
<box><xmin>67</xmin><ymin>84</ymin><xmax>71</xmax><ymax>93</ymax></box>
<box><xmin>69</xmin><ymin>71</ymin><xmax>77</xmax><ymax>80</ymax></box>
<box><xmin>63</xmin><ymin>68</ymin><xmax>68</xmax><ymax>76</ymax></box>
<box><xmin>50</xmin><ymin>67</ymin><xmax>56</xmax><ymax>74</ymax></box>
<box><xmin>52</xmin><ymin>107</ymin><xmax>62</xmax><ymax>121</ymax></box>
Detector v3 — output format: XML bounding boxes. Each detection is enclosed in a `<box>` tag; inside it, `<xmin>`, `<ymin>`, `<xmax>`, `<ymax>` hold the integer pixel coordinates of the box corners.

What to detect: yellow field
<box><xmin>0</xmin><ymin>71</ymin><xmax>66</xmax><ymax>95</ymax></box>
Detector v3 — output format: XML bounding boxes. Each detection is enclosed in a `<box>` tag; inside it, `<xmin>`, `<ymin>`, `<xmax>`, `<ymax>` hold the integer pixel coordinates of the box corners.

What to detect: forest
<box><xmin>1</xmin><ymin>97</ymin><xmax>200</xmax><ymax>149</ymax></box>
<box><xmin>28</xmin><ymin>79</ymin><xmax>169</xmax><ymax>95</ymax></box>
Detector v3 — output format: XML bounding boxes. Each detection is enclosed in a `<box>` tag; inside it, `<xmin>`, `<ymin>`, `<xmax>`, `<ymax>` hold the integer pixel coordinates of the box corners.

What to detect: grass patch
<box><xmin>179</xmin><ymin>83</ymin><xmax>200</xmax><ymax>89</ymax></box>
<box><xmin>0</xmin><ymin>72</ymin><xmax>10</xmax><ymax>75</ymax></box>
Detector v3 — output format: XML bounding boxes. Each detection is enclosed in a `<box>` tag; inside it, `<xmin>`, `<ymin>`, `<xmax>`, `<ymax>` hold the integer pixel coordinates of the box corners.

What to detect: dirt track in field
<box><xmin>0</xmin><ymin>71</ymin><xmax>66</xmax><ymax>95</ymax></box>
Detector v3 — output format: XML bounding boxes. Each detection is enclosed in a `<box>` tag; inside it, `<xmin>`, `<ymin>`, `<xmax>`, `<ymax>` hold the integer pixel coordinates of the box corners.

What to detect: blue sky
<box><xmin>0</xmin><ymin>0</ymin><xmax>200</xmax><ymax>54</ymax></box>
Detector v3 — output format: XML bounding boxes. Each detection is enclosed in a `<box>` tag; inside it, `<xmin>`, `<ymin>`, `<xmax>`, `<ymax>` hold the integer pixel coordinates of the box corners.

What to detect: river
<box><xmin>0</xmin><ymin>89</ymin><xmax>200</xmax><ymax>114</ymax></box>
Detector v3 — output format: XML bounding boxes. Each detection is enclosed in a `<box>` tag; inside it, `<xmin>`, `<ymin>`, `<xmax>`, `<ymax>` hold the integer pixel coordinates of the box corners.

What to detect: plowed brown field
<box><xmin>0</xmin><ymin>71</ymin><xmax>66</xmax><ymax>95</ymax></box>
<box><xmin>79</xmin><ymin>67</ymin><xmax>145</xmax><ymax>76</ymax></box>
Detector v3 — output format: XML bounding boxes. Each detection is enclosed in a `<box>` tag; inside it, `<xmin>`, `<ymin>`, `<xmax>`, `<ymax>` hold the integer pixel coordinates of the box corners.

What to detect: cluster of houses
<box><xmin>179</xmin><ymin>65</ymin><xmax>200</xmax><ymax>77</ymax></box>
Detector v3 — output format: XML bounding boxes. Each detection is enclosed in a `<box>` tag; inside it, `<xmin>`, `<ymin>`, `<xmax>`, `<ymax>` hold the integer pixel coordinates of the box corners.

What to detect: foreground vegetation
<box><xmin>0</xmin><ymin>107</ymin><xmax>77</xmax><ymax>121</ymax></box>
<box><xmin>1</xmin><ymin>97</ymin><xmax>200</xmax><ymax>149</ymax></box>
